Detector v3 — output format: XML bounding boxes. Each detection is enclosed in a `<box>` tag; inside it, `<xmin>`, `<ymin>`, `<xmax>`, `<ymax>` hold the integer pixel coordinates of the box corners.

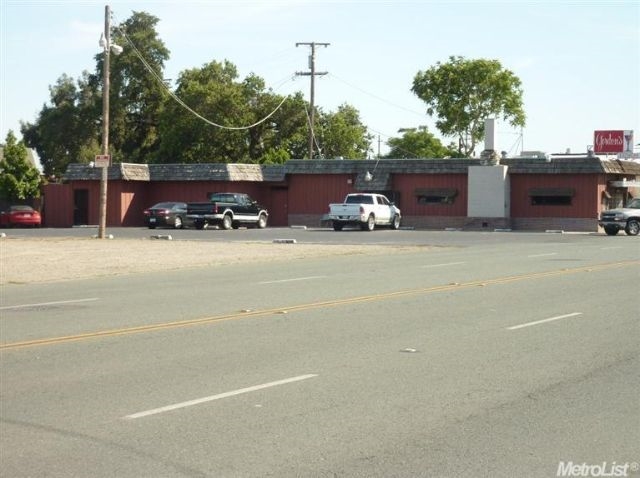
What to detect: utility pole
<box><xmin>98</xmin><ymin>4</ymin><xmax>111</xmax><ymax>239</ymax></box>
<box><xmin>296</xmin><ymin>42</ymin><xmax>329</xmax><ymax>159</ymax></box>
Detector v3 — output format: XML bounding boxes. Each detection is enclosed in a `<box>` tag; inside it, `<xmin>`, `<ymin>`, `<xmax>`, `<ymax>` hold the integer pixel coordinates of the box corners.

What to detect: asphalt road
<box><xmin>1</xmin><ymin>230</ymin><xmax>639</xmax><ymax>477</ymax></box>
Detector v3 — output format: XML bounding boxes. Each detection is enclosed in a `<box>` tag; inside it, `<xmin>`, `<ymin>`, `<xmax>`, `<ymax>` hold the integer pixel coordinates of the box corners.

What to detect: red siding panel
<box><xmin>393</xmin><ymin>174</ymin><xmax>467</xmax><ymax>216</ymax></box>
<box><xmin>510</xmin><ymin>174</ymin><xmax>600</xmax><ymax>219</ymax></box>
<box><xmin>42</xmin><ymin>183</ymin><xmax>74</xmax><ymax>227</ymax></box>
<box><xmin>288</xmin><ymin>174</ymin><xmax>354</xmax><ymax>214</ymax></box>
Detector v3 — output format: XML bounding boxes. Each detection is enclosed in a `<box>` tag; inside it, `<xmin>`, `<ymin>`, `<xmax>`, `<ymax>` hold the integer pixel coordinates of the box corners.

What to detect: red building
<box><xmin>42</xmin><ymin>156</ymin><xmax>640</xmax><ymax>232</ymax></box>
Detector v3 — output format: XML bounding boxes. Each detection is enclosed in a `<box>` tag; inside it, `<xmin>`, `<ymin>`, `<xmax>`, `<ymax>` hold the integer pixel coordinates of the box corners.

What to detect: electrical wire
<box><xmin>303</xmin><ymin>103</ymin><xmax>323</xmax><ymax>158</ymax></box>
<box><xmin>113</xmin><ymin>23</ymin><xmax>292</xmax><ymax>131</ymax></box>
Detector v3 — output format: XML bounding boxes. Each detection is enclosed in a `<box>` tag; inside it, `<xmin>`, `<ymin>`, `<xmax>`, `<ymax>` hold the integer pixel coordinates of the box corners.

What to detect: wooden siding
<box><xmin>510</xmin><ymin>174</ymin><xmax>600</xmax><ymax>218</ymax></box>
<box><xmin>287</xmin><ymin>174</ymin><xmax>355</xmax><ymax>214</ymax></box>
<box><xmin>392</xmin><ymin>174</ymin><xmax>468</xmax><ymax>216</ymax></box>
<box><xmin>42</xmin><ymin>183</ymin><xmax>74</xmax><ymax>227</ymax></box>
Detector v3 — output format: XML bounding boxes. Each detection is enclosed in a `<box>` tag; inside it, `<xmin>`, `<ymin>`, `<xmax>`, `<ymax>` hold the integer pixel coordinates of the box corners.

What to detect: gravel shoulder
<box><xmin>1</xmin><ymin>237</ymin><xmax>428</xmax><ymax>285</ymax></box>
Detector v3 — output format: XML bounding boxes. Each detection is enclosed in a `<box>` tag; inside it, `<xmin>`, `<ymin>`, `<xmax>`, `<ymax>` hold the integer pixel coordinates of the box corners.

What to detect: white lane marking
<box><xmin>258</xmin><ymin>276</ymin><xmax>325</xmax><ymax>284</ymax></box>
<box><xmin>421</xmin><ymin>262</ymin><xmax>466</xmax><ymax>268</ymax></box>
<box><xmin>124</xmin><ymin>374</ymin><xmax>318</xmax><ymax>419</ymax></box>
<box><xmin>507</xmin><ymin>312</ymin><xmax>583</xmax><ymax>331</ymax></box>
<box><xmin>527</xmin><ymin>253</ymin><xmax>558</xmax><ymax>258</ymax></box>
<box><xmin>601</xmin><ymin>246</ymin><xmax>623</xmax><ymax>250</ymax></box>
<box><xmin>0</xmin><ymin>298</ymin><xmax>100</xmax><ymax>311</ymax></box>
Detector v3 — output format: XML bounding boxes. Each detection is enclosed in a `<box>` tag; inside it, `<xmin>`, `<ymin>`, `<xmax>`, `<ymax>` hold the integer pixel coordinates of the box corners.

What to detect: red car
<box><xmin>0</xmin><ymin>205</ymin><xmax>42</xmax><ymax>227</ymax></box>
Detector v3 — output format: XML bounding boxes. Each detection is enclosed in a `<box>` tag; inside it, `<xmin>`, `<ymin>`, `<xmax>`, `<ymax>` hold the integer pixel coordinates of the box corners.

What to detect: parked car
<box><xmin>327</xmin><ymin>193</ymin><xmax>401</xmax><ymax>231</ymax></box>
<box><xmin>186</xmin><ymin>193</ymin><xmax>268</xmax><ymax>230</ymax></box>
<box><xmin>599</xmin><ymin>197</ymin><xmax>640</xmax><ymax>236</ymax></box>
<box><xmin>143</xmin><ymin>202</ymin><xmax>190</xmax><ymax>229</ymax></box>
<box><xmin>0</xmin><ymin>205</ymin><xmax>41</xmax><ymax>228</ymax></box>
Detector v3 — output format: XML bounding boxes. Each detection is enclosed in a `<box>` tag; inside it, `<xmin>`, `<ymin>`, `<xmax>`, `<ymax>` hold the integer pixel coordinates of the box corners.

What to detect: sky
<box><xmin>1</xmin><ymin>0</ymin><xmax>639</xmax><ymax>158</ymax></box>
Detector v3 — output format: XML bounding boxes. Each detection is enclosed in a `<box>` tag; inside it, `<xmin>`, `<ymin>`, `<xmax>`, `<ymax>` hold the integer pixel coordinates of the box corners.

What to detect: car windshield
<box><xmin>10</xmin><ymin>205</ymin><xmax>34</xmax><ymax>212</ymax></box>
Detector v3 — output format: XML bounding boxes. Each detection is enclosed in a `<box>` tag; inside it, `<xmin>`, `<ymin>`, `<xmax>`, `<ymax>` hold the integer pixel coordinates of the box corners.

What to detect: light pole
<box><xmin>97</xmin><ymin>5</ymin><xmax>122</xmax><ymax>238</ymax></box>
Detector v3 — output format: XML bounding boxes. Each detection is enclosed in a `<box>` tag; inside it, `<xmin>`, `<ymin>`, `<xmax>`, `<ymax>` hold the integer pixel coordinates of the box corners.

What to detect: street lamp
<box><xmin>97</xmin><ymin>4</ymin><xmax>122</xmax><ymax>238</ymax></box>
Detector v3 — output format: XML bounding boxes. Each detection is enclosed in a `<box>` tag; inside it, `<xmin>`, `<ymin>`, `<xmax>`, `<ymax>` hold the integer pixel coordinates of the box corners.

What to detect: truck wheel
<box><xmin>361</xmin><ymin>214</ymin><xmax>375</xmax><ymax>231</ymax></box>
<box><xmin>391</xmin><ymin>215</ymin><xmax>401</xmax><ymax>230</ymax></box>
<box><xmin>222</xmin><ymin>214</ymin><xmax>233</xmax><ymax>230</ymax></box>
<box><xmin>257</xmin><ymin>213</ymin><xmax>268</xmax><ymax>229</ymax></box>
<box><xmin>333</xmin><ymin>222</ymin><xmax>344</xmax><ymax>231</ymax></box>
<box><xmin>604</xmin><ymin>226</ymin><xmax>619</xmax><ymax>236</ymax></box>
<box><xmin>195</xmin><ymin>220</ymin><xmax>205</xmax><ymax>230</ymax></box>
<box><xmin>625</xmin><ymin>219</ymin><xmax>640</xmax><ymax>236</ymax></box>
<box><xmin>174</xmin><ymin>216</ymin><xmax>183</xmax><ymax>229</ymax></box>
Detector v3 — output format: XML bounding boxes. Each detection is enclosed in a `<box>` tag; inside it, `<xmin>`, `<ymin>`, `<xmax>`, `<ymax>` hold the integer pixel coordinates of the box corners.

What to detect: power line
<box><xmin>113</xmin><ymin>20</ymin><xmax>291</xmax><ymax>131</ymax></box>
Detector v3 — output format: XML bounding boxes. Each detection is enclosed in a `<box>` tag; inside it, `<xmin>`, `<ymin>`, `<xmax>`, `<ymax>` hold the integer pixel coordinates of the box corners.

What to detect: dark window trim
<box><xmin>415</xmin><ymin>187</ymin><xmax>458</xmax><ymax>205</ymax></box>
<box><xmin>527</xmin><ymin>187</ymin><xmax>574</xmax><ymax>197</ymax></box>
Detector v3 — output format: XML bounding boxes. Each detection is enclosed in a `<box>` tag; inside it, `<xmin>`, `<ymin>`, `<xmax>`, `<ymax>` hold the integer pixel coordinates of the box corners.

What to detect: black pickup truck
<box><xmin>186</xmin><ymin>192</ymin><xmax>269</xmax><ymax>230</ymax></box>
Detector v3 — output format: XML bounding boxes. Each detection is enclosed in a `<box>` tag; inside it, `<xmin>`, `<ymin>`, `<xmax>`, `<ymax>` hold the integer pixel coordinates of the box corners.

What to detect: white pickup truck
<box><xmin>327</xmin><ymin>193</ymin><xmax>401</xmax><ymax>231</ymax></box>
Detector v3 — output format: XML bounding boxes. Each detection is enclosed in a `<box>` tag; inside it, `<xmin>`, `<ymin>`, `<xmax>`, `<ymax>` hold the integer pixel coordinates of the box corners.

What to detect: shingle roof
<box><xmin>284</xmin><ymin>158</ymin><xmax>484</xmax><ymax>175</ymax></box>
<box><xmin>64</xmin><ymin>163</ymin><xmax>286</xmax><ymax>182</ymax></box>
<box><xmin>503</xmin><ymin>156</ymin><xmax>640</xmax><ymax>174</ymax></box>
<box><xmin>62</xmin><ymin>156</ymin><xmax>640</xmax><ymax>182</ymax></box>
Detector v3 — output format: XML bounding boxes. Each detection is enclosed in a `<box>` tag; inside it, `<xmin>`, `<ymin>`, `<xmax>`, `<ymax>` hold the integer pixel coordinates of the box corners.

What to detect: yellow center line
<box><xmin>2</xmin><ymin>260</ymin><xmax>637</xmax><ymax>351</ymax></box>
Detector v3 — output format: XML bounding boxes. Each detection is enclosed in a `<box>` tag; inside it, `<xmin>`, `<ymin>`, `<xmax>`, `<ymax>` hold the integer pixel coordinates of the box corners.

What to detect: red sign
<box><xmin>594</xmin><ymin>130</ymin><xmax>626</xmax><ymax>154</ymax></box>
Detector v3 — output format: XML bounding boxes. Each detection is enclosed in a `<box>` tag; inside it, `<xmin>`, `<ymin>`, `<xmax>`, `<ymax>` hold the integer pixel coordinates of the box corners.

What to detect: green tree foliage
<box><xmin>22</xmin><ymin>73</ymin><xmax>101</xmax><ymax>176</ymax></box>
<box><xmin>316</xmin><ymin>104</ymin><xmax>372</xmax><ymax>159</ymax></box>
<box><xmin>157</xmin><ymin>60</ymin><xmax>253</xmax><ymax>163</ymax></box>
<box><xmin>0</xmin><ymin>131</ymin><xmax>42</xmax><ymax>201</ymax></box>
<box><xmin>412</xmin><ymin>56</ymin><xmax>526</xmax><ymax>157</ymax></box>
<box><xmin>158</xmin><ymin>61</ymin><xmax>314</xmax><ymax>164</ymax></box>
<box><xmin>384</xmin><ymin>126</ymin><xmax>457</xmax><ymax>158</ymax></box>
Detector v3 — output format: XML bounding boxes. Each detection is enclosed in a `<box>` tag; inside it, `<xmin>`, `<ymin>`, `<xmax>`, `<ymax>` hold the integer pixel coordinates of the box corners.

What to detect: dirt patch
<box><xmin>1</xmin><ymin>237</ymin><xmax>428</xmax><ymax>285</ymax></box>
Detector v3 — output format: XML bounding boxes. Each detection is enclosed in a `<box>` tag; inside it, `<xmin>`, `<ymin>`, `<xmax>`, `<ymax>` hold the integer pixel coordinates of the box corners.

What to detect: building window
<box><xmin>528</xmin><ymin>188</ymin><xmax>574</xmax><ymax>206</ymax></box>
<box><xmin>415</xmin><ymin>188</ymin><xmax>457</xmax><ymax>205</ymax></box>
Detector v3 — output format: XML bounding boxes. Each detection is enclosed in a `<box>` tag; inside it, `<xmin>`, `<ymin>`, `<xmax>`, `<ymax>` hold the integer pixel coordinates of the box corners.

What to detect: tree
<box><xmin>412</xmin><ymin>56</ymin><xmax>526</xmax><ymax>157</ymax></box>
<box><xmin>22</xmin><ymin>11</ymin><xmax>169</xmax><ymax>173</ymax></box>
<box><xmin>384</xmin><ymin>126</ymin><xmax>457</xmax><ymax>158</ymax></box>
<box><xmin>157</xmin><ymin>60</ymin><xmax>254</xmax><ymax>163</ymax></box>
<box><xmin>157</xmin><ymin>61</ymin><xmax>313</xmax><ymax>164</ymax></box>
<box><xmin>22</xmin><ymin>73</ymin><xmax>100</xmax><ymax>176</ymax></box>
<box><xmin>0</xmin><ymin>131</ymin><xmax>42</xmax><ymax>201</ymax></box>
<box><xmin>316</xmin><ymin>104</ymin><xmax>372</xmax><ymax>159</ymax></box>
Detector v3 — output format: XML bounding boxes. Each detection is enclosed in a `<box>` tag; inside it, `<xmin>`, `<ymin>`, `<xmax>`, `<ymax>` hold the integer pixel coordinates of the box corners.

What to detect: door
<box><xmin>73</xmin><ymin>189</ymin><xmax>89</xmax><ymax>225</ymax></box>
<box><xmin>269</xmin><ymin>187</ymin><xmax>288</xmax><ymax>226</ymax></box>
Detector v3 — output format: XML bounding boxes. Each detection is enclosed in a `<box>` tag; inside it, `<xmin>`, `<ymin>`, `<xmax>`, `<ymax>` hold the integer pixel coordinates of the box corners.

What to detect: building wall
<box><xmin>510</xmin><ymin>174</ymin><xmax>600</xmax><ymax>218</ymax></box>
<box><xmin>392</xmin><ymin>173</ymin><xmax>467</xmax><ymax>216</ymax></box>
<box><xmin>43</xmin><ymin>164</ymin><xmax>626</xmax><ymax>231</ymax></box>
<box><xmin>509</xmin><ymin>173</ymin><xmax>601</xmax><ymax>231</ymax></box>
<box><xmin>287</xmin><ymin>174</ymin><xmax>355</xmax><ymax>215</ymax></box>
<box><xmin>42</xmin><ymin>183</ymin><xmax>74</xmax><ymax>227</ymax></box>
